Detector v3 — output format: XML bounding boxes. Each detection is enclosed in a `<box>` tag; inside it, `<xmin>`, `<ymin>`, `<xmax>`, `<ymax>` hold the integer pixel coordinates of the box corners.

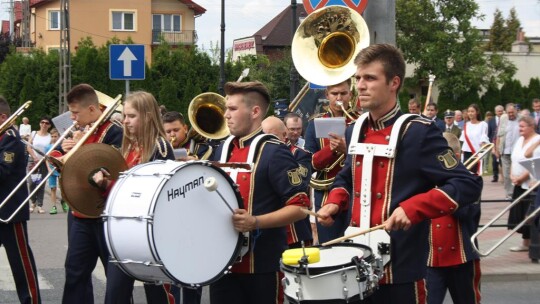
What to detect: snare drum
<box><xmin>103</xmin><ymin>160</ymin><xmax>243</xmax><ymax>286</ymax></box>
<box><xmin>281</xmin><ymin>243</ymin><xmax>378</xmax><ymax>303</ymax></box>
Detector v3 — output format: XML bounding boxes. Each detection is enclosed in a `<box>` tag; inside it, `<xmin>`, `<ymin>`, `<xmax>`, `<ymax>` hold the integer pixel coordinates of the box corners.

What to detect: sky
<box><xmin>0</xmin><ymin>0</ymin><xmax>538</xmax><ymax>50</ymax></box>
<box><xmin>193</xmin><ymin>0</ymin><xmax>540</xmax><ymax>50</ymax></box>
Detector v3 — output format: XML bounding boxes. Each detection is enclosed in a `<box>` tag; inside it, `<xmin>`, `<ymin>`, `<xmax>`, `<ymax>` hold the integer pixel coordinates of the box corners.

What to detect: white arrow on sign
<box><xmin>118</xmin><ymin>47</ymin><xmax>137</xmax><ymax>77</ymax></box>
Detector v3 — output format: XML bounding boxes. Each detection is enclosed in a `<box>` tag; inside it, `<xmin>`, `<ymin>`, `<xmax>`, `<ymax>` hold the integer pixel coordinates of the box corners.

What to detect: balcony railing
<box><xmin>152</xmin><ymin>30</ymin><xmax>197</xmax><ymax>45</ymax></box>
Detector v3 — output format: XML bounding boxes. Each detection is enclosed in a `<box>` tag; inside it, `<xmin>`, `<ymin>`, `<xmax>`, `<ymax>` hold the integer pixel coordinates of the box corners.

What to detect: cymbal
<box><xmin>60</xmin><ymin>143</ymin><xmax>127</xmax><ymax>218</ymax></box>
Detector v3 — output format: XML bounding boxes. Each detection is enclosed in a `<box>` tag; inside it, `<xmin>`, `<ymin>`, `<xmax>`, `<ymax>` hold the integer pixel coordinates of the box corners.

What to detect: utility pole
<box><xmin>59</xmin><ymin>0</ymin><xmax>71</xmax><ymax>113</ymax></box>
<box><xmin>218</xmin><ymin>0</ymin><xmax>225</xmax><ymax>95</ymax></box>
<box><xmin>21</xmin><ymin>0</ymin><xmax>30</xmax><ymax>47</ymax></box>
<box><xmin>289</xmin><ymin>0</ymin><xmax>299</xmax><ymax>102</ymax></box>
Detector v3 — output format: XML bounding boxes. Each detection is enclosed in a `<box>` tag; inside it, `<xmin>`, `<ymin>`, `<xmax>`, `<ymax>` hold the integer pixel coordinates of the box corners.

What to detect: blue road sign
<box><xmin>109</xmin><ymin>44</ymin><xmax>145</xmax><ymax>80</ymax></box>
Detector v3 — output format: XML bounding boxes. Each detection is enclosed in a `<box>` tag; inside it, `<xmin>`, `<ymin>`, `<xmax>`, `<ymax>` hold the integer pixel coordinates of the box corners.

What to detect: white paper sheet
<box><xmin>314</xmin><ymin>117</ymin><xmax>346</xmax><ymax>138</ymax></box>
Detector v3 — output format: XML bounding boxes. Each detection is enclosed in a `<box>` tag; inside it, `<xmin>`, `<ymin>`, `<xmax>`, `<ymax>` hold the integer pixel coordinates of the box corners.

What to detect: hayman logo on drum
<box><xmin>167</xmin><ymin>176</ymin><xmax>204</xmax><ymax>201</ymax></box>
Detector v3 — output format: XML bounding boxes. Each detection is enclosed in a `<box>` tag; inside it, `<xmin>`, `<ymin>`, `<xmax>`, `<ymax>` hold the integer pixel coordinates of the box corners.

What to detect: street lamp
<box><xmin>290</xmin><ymin>0</ymin><xmax>299</xmax><ymax>103</ymax></box>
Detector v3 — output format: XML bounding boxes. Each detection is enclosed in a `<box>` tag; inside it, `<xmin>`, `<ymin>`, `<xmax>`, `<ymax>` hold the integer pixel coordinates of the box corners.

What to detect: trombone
<box><xmin>471</xmin><ymin>180</ymin><xmax>540</xmax><ymax>257</ymax></box>
<box><xmin>0</xmin><ymin>122</ymin><xmax>77</xmax><ymax>223</ymax></box>
<box><xmin>0</xmin><ymin>100</ymin><xmax>32</xmax><ymax>135</ymax></box>
<box><xmin>463</xmin><ymin>143</ymin><xmax>494</xmax><ymax>171</ymax></box>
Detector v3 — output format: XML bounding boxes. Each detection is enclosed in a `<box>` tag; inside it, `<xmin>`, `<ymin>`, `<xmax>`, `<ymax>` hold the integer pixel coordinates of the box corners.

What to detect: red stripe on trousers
<box><xmin>14</xmin><ymin>222</ymin><xmax>39</xmax><ymax>304</ymax></box>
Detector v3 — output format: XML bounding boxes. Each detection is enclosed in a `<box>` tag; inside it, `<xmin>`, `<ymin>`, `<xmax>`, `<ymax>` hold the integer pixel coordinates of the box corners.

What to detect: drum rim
<box><xmin>153</xmin><ymin>161</ymin><xmax>246</xmax><ymax>286</ymax></box>
<box><xmin>281</xmin><ymin>242</ymin><xmax>373</xmax><ymax>274</ymax></box>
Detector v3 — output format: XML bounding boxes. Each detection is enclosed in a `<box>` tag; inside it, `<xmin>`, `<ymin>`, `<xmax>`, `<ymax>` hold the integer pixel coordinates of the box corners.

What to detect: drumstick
<box><xmin>321</xmin><ymin>224</ymin><xmax>386</xmax><ymax>247</ymax></box>
<box><xmin>301</xmin><ymin>208</ymin><xmax>321</xmax><ymax>218</ymax></box>
<box><xmin>204</xmin><ymin>177</ymin><xmax>235</xmax><ymax>214</ymax></box>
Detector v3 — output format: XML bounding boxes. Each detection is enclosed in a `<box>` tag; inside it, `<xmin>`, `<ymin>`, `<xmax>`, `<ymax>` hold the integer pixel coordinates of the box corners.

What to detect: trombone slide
<box><xmin>0</xmin><ymin>122</ymin><xmax>76</xmax><ymax>222</ymax></box>
<box><xmin>470</xmin><ymin>180</ymin><xmax>540</xmax><ymax>257</ymax></box>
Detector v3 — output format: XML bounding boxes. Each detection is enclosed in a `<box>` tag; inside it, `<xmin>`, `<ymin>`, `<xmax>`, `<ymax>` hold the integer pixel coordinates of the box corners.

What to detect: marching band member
<box><xmin>0</xmin><ymin>97</ymin><xmax>41</xmax><ymax>304</ymax></box>
<box><xmin>60</xmin><ymin>84</ymin><xmax>123</xmax><ymax>304</ymax></box>
<box><xmin>92</xmin><ymin>91</ymin><xmax>175</xmax><ymax>303</ymax></box>
<box><xmin>304</xmin><ymin>78</ymin><xmax>359</xmax><ymax>243</ymax></box>
<box><xmin>262</xmin><ymin>116</ymin><xmax>313</xmax><ymax>248</ymax></box>
<box><xmin>426</xmin><ymin>133</ymin><xmax>481</xmax><ymax>304</ymax></box>
<box><xmin>162</xmin><ymin>111</ymin><xmax>210</xmax><ymax>160</ymax></box>
<box><xmin>210</xmin><ymin>81</ymin><xmax>310</xmax><ymax>304</ymax></box>
<box><xmin>317</xmin><ymin>44</ymin><xmax>483</xmax><ymax>304</ymax></box>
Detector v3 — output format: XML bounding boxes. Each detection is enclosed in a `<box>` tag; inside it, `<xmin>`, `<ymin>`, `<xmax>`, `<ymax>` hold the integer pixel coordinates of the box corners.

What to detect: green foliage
<box><xmin>397</xmin><ymin>0</ymin><xmax>518</xmax><ymax>112</ymax></box>
<box><xmin>485</xmin><ymin>7</ymin><xmax>528</xmax><ymax>52</ymax></box>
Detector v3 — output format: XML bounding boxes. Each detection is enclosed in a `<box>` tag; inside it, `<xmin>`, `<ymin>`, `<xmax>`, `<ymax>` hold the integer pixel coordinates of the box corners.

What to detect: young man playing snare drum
<box><xmin>210</xmin><ymin>81</ymin><xmax>310</xmax><ymax>304</ymax></box>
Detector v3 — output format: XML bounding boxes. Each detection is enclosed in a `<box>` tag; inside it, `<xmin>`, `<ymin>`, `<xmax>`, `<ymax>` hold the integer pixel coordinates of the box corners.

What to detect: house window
<box><xmin>152</xmin><ymin>14</ymin><xmax>181</xmax><ymax>32</ymax></box>
<box><xmin>49</xmin><ymin>10</ymin><xmax>60</xmax><ymax>30</ymax></box>
<box><xmin>111</xmin><ymin>11</ymin><xmax>135</xmax><ymax>31</ymax></box>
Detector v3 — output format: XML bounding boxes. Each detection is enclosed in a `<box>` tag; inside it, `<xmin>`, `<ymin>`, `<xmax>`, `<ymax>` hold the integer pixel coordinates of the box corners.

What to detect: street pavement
<box><xmin>1</xmin><ymin>175</ymin><xmax>539</xmax><ymax>303</ymax></box>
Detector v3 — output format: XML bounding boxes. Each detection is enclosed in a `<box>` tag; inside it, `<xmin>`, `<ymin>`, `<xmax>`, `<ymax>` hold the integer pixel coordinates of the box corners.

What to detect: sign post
<box><xmin>109</xmin><ymin>44</ymin><xmax>146</xmax><ymax>97</ymax></box>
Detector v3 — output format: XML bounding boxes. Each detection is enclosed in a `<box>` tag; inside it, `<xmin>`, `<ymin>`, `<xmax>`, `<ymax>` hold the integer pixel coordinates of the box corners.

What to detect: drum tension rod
<box><xmin>204</xmin><ymin>177</ymin><xmax>235</xmax><ymax>214</ymax></box>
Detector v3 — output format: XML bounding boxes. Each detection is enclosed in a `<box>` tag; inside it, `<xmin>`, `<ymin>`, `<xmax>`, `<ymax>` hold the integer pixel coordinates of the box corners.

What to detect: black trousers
<box><xmin>359</xmin><ymin>279</ymin><xmax>427</xmax><ymax>304</ymax></box>
<box><xmin>426</xmin><ymin>259</ymin><xmax>482</xmax><ymax>304</ymax></box>
<box><xmin>0</xmin><ymin>222</ymin><xmax>41</xmax><ymax>304</ymax></box>
<box><xmin>210</xmin><ymin>272</ymin><xmax>282</xmax><ymax>304</ymax></box>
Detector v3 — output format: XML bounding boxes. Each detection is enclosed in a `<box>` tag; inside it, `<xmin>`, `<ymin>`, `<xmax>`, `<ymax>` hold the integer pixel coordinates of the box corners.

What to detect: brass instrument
<box><xmin>0</xmin><ymin>100</ymin><xmax>32</xmax><ymax>135</ymax></box>
<box><xmin>186</xmin><ymin>92</ymin><xmax>229</xmax><ymax>160</ymax></box>
<box><xmin>188</xmin><ymin>92</ymin><xmax>229</xmax><ymax>140</ymax></box>
<box><xmin>471</xmin><ymin>180</ymin><xmax>540</xmax><ymax>257</ymax></box>
<box><xmin>0</xmin><ymin>122</ymin><xmax>77</xmax><ymax>223</ymax></box>
<box><xmin>463</xmin><ymin>143</ymin><xmax>494</xmax><ymax>171</ymax></box>
<box><xmin>55</xmin><ymin>93</ymin><xmax>127</xmax><ymax>218</ymax></box>
<box><xmin>291</xmin><ymin>6</ymin><xmax>369</xmax><ymax>87</ymax></box>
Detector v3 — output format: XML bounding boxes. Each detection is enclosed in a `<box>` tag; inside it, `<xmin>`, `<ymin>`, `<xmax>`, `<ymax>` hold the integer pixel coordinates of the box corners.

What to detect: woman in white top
<box><xmin>460</xmin><ymin>103</ymin><xmax>489</xmax><ymax>174</ymax></box>
<box><xmin>27</xmin><ymin>116</ymin><xmax>52</xmax><ymax>214</ymax></box>
<box><xmin>507</xmin><ymin>116</ymin><xmax>540</xmax><ymax>252</ymax></box>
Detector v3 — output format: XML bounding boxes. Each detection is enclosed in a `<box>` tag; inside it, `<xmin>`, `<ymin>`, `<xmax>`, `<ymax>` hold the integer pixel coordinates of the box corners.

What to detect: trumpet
<box><xmin>0</xmin><ymin>122</ymin><xmax>77</xmax><ymax>223</ymax></box>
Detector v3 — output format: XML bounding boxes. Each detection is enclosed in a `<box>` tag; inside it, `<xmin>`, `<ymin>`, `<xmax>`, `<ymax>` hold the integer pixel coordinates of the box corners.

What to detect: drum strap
<box><xmin>348</xmin><ymin>113</ymin><xmax>416</xmax><ymax>230</ymax></box>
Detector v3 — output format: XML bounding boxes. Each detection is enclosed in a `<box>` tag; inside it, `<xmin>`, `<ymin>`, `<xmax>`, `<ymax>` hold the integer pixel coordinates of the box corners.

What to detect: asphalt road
<box><xmin>1</xmin><ymin>189</ymin><xmax>539</xmax><ymax>303</ymax></box>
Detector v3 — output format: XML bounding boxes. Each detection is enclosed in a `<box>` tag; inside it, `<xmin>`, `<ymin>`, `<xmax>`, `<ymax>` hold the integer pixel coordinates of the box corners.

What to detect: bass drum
<box><xmin>103</xmin><ymin>160</ymin><xmax>243</xmax><ymax>286</ymax></box>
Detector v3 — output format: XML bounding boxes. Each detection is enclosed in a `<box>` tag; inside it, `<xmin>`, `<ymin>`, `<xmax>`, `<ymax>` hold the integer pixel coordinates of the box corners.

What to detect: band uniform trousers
<box><xmin>426</xmin><ymin>259</ymin><xmax>481</xmax><ymax>304</ymax></box>
<box><xmin>359</xmin><ymin>279</ymin><xmax>427</xmax><ymax>304</ymax></box>
<box><xmin>62</xmin><ymin>217</ymin><xmax>109</xmax><ymax>304</ymax></box>
<box><xmin>210</xmin><ymin>272</ymin><xmax>283</xmax><ymax>304</ymax></box>
<box><xmin>104</xmin><ymin>263</ymin><xmax>175</xmax><ymax>304</ymax></box>
<box><xmin>0</xmin><ymin>221</ymin><xmax>41</xmax><ymax>304</ymax></box>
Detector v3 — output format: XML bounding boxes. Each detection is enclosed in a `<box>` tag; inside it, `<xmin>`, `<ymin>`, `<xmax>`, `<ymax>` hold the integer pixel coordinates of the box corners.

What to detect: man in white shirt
<box><xmin>494</xmin><ymin>103</ymin><xmax>520</xmax><ymax>199</ymax></box>
<box><xmin>532</xmin><ymin>98</ymin><xmax>540</xmax><ymax>134</ymax></box>
<box><xmin>283</xmin><ymin>112</ymin><xmax>305</xmax><ymax>148</ymax></box>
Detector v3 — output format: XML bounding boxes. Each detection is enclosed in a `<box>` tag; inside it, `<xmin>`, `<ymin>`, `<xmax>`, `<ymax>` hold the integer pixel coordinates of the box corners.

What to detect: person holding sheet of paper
<box><xmin>304</xmin><ymin>78</ymin><xmax>360</xmax><ymax>243</ymax></box>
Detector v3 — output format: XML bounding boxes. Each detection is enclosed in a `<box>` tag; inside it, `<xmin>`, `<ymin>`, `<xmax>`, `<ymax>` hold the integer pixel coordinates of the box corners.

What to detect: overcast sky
<box><xmin>0</xmin><ymin>0</ymin><xmax>538</xmax><ymax>50</ymax></box>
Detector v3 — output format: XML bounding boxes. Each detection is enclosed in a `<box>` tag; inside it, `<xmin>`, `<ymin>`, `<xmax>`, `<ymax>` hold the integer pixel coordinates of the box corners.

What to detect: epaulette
<box><xmin>308</xmin><ymin>112</ymin><xmax>327</xmax><ymax>121</ymax></box>
<box><xmin>154</xmin><ymin>136</ymin><xmax>169</xmax><ymax>158</ymax></box>
<box><xmin>410</xmin><ymin>116</ymin><xmax>432</xmax><ymax>125</ymax></box>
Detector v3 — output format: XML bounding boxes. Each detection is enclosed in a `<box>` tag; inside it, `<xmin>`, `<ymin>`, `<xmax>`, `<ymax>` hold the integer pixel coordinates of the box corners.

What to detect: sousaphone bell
<box><xmin>291</xmin><ymin>5</ymin><xmax>370</xmax><ymax>87</ymax></box>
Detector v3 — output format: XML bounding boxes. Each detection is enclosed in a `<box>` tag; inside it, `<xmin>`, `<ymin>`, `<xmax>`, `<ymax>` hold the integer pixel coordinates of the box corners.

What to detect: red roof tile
<box><xmin>254</xmin><ymin>4</ymin><xmax>307</xmax><ymax>47</ymax></box>
<box><xmin>179</xmin><ymin>0</ymin><xmax>206</xmax><ymax>17</ymax></box>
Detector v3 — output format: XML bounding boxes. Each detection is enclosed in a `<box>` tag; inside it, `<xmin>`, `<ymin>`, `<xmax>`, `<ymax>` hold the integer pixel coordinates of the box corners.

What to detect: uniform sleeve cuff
<box><xmin>312</xmin><ymin>145</ymin><xmax>339</xmax><ymax>170</ymax></box>
<box><xmin>400</xmin><ymin>188</ymin><xmax>458</xmax><ymax>224</ymax></box>
<box><xmin>285</xmin><ymin>192</ymin><xmax>311</xmax><ymax>208</ymax></box>
<box><xmin>324</xmin><ymin>187</ymin><xmax>350</xmax><ymax>212</ymax></box>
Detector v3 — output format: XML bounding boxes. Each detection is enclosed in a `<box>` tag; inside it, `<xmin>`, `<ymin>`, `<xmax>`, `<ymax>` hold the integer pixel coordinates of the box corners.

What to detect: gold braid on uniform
<box><xmin>155</xmin><ymin>137</ymin><xmax>168</xmax><ymax>158</ymax></box>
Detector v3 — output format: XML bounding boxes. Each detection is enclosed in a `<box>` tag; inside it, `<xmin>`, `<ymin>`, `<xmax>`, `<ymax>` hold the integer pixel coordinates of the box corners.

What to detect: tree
<box><xmin>485</xmin><ymin>9</ymin><xmax>506</xmax><ymax>51</ymax></box>
<box><xmin>396</xmin><ymin>0</ymin><xmax>516</xmax><ymax>108</ymax></box>
<box><xmin>486</xmin><ymin>7</ymin><xmax>524</xmax><ymax>52</ymax></box>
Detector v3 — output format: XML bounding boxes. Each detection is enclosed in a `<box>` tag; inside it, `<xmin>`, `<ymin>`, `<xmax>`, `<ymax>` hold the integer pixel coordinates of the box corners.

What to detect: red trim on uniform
<box><xmin>163</xmin><ymin>283</ymin><xmax>175</xmax><ymax>304</ymax></box>
<box><xmin>13</xmin><ymin>223</ymin><xmax>39</xmax><ymax>304</ymax></box>
<box><xmin>473</xmin><ymin>259</ymin><xmax>482</xmax><ymax>304</ymax></box>
<box><xmin>277</xmin><ymin>271</ymin><xmax>284</xmax><ymax>304</ymax></box>
<box><xmin>400</xmin><ymin>188</ymin><xmax>458</xmax><ymax>225</ymax></box>
<box><xmin>415</xmin><ymin>279</ymin><xmax>427</xmax><ymax>304</ymax></box>
<box><xmin>284</xmin><ymin>192</ymin><xmax>310</xmax><ymax>208</ymax></box>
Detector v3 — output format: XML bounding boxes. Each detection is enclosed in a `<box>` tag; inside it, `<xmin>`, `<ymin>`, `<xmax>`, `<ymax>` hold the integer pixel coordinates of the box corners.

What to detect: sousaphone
<box><xmin>291</xmin><ymin>5</ymin><xmax>370</xmax><ymax>87</ymax></box>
